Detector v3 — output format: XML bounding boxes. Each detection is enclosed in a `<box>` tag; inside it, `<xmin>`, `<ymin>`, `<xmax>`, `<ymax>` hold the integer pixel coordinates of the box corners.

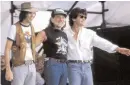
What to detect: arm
<box><xmin>4</xmin><ymin>39</ymin><xmax>13</xmax><ymax>81</ymax></box>
<box><xmin>92</xmin><ymin>32</ymin><xmax>118</xmax><ymax>53</ymax></box>
<box><xmin>35</xmin><ymin>31</ymin><xmax>47</xmax><ymax>47</ymax></box>
<box><xmin>4</xmin><ymin>25</ymin><xmax>16</xmax><ymax>81</ymax></box>
<box><xmin>92</xmin><ymin>32</ymin><xmax>130</xmax><ymax>56</ymax></box>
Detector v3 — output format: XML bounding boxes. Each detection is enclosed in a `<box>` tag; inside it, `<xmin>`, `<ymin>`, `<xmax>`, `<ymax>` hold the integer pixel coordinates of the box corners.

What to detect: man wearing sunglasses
<box><xmin>64</xmin><ymin>7</ymin><xmax>130</xmax><ymax>85</ymax></box>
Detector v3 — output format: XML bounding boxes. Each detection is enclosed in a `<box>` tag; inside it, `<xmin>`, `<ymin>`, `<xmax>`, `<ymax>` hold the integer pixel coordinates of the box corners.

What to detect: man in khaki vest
<box><xmin>4</xmin><ymin>2</ymin><xmax>38</xmax><ymax>85</ymax></box>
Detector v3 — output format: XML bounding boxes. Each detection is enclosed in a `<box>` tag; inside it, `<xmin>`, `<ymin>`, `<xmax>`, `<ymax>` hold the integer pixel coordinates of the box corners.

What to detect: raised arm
<box><xmin>92</xmin><ymin>31</ymin><xmax>130</xmax><ymax>56</ymax></box>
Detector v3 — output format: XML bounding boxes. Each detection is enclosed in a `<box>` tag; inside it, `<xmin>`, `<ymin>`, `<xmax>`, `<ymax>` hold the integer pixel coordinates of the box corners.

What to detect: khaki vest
<box><xmin>11</xmin><ymin>22</ymin><xmax>36</xmax><ymax>67</ymax></box>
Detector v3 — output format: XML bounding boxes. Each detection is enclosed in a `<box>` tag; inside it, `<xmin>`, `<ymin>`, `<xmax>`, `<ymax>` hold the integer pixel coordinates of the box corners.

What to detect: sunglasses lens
<box><xmin>80</xmin><ymin>16</ymin><xmax>83</xmax><ymax>18</ymax></box>
<box><xmin>80</xmin><ymin>15</ymin><xmax>86</xmax><ymax>19</ymax></box>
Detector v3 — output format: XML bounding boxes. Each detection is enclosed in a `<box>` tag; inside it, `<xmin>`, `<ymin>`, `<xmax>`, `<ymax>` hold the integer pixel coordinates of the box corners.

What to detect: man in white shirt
<box><xmin>64</xmin><ymin>7</ymin><xmax>130</xmax><ymax>85</ymax></box>
<box><xmin>4</xmin><ymin>2</ymin><xmax>38</xmax><ymax>85</ymax></box>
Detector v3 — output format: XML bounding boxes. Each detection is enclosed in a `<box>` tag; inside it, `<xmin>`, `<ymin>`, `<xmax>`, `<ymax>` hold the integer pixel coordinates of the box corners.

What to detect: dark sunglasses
<box><xmin>79</xmin><ymin>15</ymin><xmax>87</xmax><ymax>19</ymax></box>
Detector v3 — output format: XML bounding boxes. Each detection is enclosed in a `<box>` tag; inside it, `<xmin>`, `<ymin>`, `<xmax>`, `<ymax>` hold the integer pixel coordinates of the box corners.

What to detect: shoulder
<box><xmin>11</xmin><ymin>25</ymin><xmax>16</xmax><ymax>29</ymax></box>
<box><xmin>82</xmin><ymin>27</ymin><xmax>96</xmax><ymax>35</ymax></box>
<box><xmin>61</xmin><ymin>30</ymin><xmax>67</xmax><ymax>37</ymax></box>
<box><xmin>82</xmin><ymin>27</ymin><xmax>95</xmax><ymax>33</ymax></box>
<box><xmin>37</xmin><ymin>30</ymin><xmax>46</xmax><ymax>37</ymax></box>
<box><xmin>43</xmin><ymin>26</ymin><xmax>52</xmax><ymax>34</ymax></box>
<box><xmin>63</xmin><ymin>27</ymin><xmax>72</xmax><ymax>35</ymax></box>
<box><xmin>9</xmin><ymin>25</ymin><xmax>16</xmax><ymax>33</ymax></box>
<box><xmin>7</xmin><ymin>25</ymin><xmax>17</xmax><ymax>41</ymax></box>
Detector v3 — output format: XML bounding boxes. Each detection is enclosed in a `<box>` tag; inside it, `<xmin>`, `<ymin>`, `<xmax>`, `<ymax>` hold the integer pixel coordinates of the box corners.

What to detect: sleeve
<box><xmin>7</xmin><ymin>25</ymin><xmax>16</xmax><ymax>41</ymax></box>
<box><xmin>92</xmin><ymin>31</ymin><xmax>119</xmax><ymax>53</ymax></box>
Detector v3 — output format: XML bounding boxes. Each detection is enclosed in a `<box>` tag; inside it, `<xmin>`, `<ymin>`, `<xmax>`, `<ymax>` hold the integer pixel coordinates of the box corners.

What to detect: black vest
<box><xmin>43</xmin><ymin>26</ymin><xmax>68</xmax><ymax>59</ymax></box>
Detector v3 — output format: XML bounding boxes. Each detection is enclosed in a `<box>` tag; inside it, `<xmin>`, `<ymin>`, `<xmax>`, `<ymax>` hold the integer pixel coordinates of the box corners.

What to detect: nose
<box><xmin>59</xmin><ymin>17</ymin><xmax>65</xmax><ymax>22</ymax></box>
<box><xmin>31</xmin><ymin>12</ymin><xmax>36</xmax><ymax>17</ymax></box>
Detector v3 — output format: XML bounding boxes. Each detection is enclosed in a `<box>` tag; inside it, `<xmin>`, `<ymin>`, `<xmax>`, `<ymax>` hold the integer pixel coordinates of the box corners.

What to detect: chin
<box><xmin>57</xmin><ymin>25</ymin><xmax>63</xmax><ymax>28</ymax></box>
<box><xmin>55</xmin><ymin>28</ymin><xmax>61</xmax><ymax>30</ymax></box>
<box><xmin>79</xmin><ymin>24</ymin><xmax>84</xmax><ymax>27</ymax></box>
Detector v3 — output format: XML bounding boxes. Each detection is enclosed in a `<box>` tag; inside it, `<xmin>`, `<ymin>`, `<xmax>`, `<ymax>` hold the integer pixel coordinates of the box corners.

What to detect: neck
<box><xmin>72</xmin><ymin>24</ymin><xmax>82</xmax><ymax>34</ymax></box>
<box><xmin>21</xmin><ymin>20</ymin><xmax>30</xmax><ymax>26</ymax></box>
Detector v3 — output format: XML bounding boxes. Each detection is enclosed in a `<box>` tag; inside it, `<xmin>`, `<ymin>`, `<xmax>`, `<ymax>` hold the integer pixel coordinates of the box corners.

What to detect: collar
<box><xmin>69</xmin><ymin>27</ymin><xmax>83</xmax><ymax>37</ymax></box>
<box><xmin>20</xmin><ymin>22</ymin><xmax>30</xmax><ymax>27</ymax></box>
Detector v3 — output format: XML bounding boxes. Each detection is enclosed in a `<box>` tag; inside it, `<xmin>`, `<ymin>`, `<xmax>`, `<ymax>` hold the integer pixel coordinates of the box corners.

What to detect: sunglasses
<box><xmin>79</xmin><ymin>15</ymin><xmax>87</xmax><ymax>19</ymax></box>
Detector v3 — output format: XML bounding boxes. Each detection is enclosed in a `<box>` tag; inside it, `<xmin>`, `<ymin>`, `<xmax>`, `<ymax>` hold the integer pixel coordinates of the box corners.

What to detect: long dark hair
<box><xmin>69</xmin><ymin>7</ymin><xmax>87</xmax><ymax>27</ymax></box>
<box><xmin>19</xmin><ymin>11</ymin><xmax>29</xmax><ymax>22</ymax></box>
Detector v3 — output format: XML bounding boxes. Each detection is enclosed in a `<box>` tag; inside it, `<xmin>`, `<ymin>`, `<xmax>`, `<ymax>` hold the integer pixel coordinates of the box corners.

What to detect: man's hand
<box><xmin>5</xmin><ymin>69</ymin><xmax>13</xmax><ymax>81</ymax></box>
<box><xmin>116</xmin><ymin>47</ymin><xmax>130</xmax><ymax>56</ymax></box>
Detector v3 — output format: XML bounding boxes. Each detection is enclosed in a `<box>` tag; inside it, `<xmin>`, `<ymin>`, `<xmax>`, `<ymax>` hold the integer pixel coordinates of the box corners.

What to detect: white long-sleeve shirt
<box><xmin>64</xmin><ymin>27</ymin><xmax>118</xmax><ymax>61</ymax></box>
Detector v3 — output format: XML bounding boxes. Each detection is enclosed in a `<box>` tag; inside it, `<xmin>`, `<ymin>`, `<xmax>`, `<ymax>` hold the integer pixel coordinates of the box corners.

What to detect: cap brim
<box><xmin>17</xmin><ymin>8</ymin><xmax>38</xmax><ymax>12</ymax></box>
<box><xmin>54</xmin><ymin>13</ymin><xmax>67</xmax><ymax>17</ymax></box>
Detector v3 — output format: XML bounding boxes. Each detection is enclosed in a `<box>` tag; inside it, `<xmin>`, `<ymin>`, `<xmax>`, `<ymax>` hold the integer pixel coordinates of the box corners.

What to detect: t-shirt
<box><xmin>43</xmin><ymin>27</ymin><xmax>68</xmax><ymax>60</ymax></box>
<box><xmin>7</xmin><ymin>24</ymin><xmax>33</xmax><ymax>61</ymax></box>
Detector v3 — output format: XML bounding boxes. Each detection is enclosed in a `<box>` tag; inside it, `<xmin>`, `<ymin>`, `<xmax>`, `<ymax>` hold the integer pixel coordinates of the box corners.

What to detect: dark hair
<box><xmin>46</xmin><ymin>18</ymin><xmax>53</xmax><ymax>27</ymax></box>
<box><xmin>19</xmin><ymin>11</ymin><xmax>29</xmax><ymax>22</ymax></box>
<box><xmin>69</xmin><ymin>7</ymin><xmax>87</xmax><ymax>26</ymax></box>
<box><xmin>51</xmin><ymin>10</ymin><xmax>56</xmax><ymax>18</ymax></box>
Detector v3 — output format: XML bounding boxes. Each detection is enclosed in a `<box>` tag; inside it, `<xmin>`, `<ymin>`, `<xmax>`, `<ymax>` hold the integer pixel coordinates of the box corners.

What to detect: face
<box><xmin>26</xmin><ymin>12</ymin><xmax>36</xmax><ymax>23</ymax></box>
<box><xmin>51</xmin><ymin>15</ymin><xmax>66</xmax><ymax>30</ymax></box>
<box><xmin>74</xmin><ymin>13</ymin><xmax>87</xmax><ymax>27</ymax></box>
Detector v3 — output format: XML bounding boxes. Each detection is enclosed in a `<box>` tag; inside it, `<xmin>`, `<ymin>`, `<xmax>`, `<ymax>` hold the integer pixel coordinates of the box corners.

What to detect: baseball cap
<box><xmin>51</xmin><ymin>8</ymin><xmax>67</xmax><ymax>17</ymax></box>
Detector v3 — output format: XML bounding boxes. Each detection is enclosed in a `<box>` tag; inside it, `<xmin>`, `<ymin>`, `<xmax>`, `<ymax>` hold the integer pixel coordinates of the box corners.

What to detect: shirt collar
<box><xmin>69</xmin><ymin>27</ymin><xmax>75</xmax><ymax>36</ymax></box>
<box><xmin>20</xmin><ymin>22</ymin><xmax>30</xmax><ymax>27</ymax></box>
<box><xmin>69</xmin><ymin>27</ymin><xmax>83</xmax><ymax>37</ymax></box>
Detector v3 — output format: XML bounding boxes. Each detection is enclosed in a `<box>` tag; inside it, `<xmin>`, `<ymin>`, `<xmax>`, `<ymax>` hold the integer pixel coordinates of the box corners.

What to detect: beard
<box><xmin>54</xmin><ymin>22</ymin><xmax>65</xmax><ymax>30</ymax></box>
